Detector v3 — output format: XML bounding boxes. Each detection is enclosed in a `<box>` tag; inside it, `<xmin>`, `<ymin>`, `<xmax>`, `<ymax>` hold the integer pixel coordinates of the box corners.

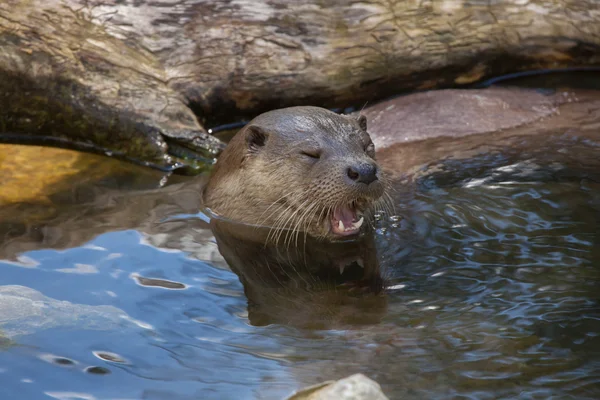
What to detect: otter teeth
<box><xmin>337</xmin><ymin>216</ymin><xmax>364</xmax><ymax>232</ymax></box>
<box><xmin>354</xmin><ymin>216</ymin><xmax>364</xmax><ymax>229</ymax></box>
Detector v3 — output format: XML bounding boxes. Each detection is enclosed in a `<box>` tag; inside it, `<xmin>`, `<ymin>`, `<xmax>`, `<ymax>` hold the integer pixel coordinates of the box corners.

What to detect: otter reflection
<box><xmin>210</xmin><ymin>215</ymin><xmax>387</xmax><ymax>329</ymax></box>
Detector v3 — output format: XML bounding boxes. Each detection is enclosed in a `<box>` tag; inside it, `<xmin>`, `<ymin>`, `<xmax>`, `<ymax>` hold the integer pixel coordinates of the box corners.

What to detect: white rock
<box><xmin>288</xmin><ymin>373</ymin><xmax>389</xmax><ymax>400</ymax></box>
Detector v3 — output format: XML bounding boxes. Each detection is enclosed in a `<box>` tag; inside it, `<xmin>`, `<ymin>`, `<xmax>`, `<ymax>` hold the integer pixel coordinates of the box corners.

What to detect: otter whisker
<box><xmin>290</xmin><ymin>204</ymin><xmax>311</xmax><ymax>249</ymax></box>
<box><xmin>265</xmin><ymin>207</ymin><xmax>286</xmax><ymax>244</ymax></box>
<box><xmin>300</xmin><ymin>203</ymin><xmax>321</xmax><ymax>254</ymax></box>
<box><xmin>375</xmin><ymin>197</ymin><xmax>393</xmax><ymax>220</ymax></box>
<box><xmin>275</xmin><ymin>200</ymin><xmax>309</xmax><ymax>246</ymax></box>
<box><xmin>311</xmin><ymin>200</ymin><xmax>331</xmax><ymax>243</ymax></box>
<box><xmin>257</xmin><ymin>189</ymin><xmax>299</xmax><ymax>229</ymax></box>
<box><xmin>270</xmin><ymin>194</ymin><xmax>313</xmax><ymax>242</ymax></box>
<box><xmin>293</xmin><ymin>200</ymin><xmax>323</xmax><ymax>250</ymax></box>
<box><xmin>315</xmin><ymin>202</ymin><xmax>328</xmax><ymax>231</ymax></box>
<box><xmin>292</xmin><ymin>203</ymin><xmax>321</xmax><ymax>268</ymax></box>
<box><xmin>313</xmin><ymin>203</ymin><xmax>334</xmax><ymax>243</ymax></box>
<box><xmin>275</xmin><ymin>200</ymin><xmax>320</xmax><ymax>285</ymax></box>
<box><xmin>374</xmin><ymin>193</ymin><xmax>392</xmax><ymax>216</ymax></box>
<box><xmin>263</xmin><ymin>205</ymin><xmax>293</xmax><ymax>241</ymax></box>
<box><xmin>384</xmin><ymin>192</ymin><xmax>396</xmax><ymax>215</ymax></box>
<box><xmin>266</xmin><ymin>199</ymin><xmax>301</xmax><ymax>245</ymax></box>
<box><xmin>358</xmin><ymin>101</ymin><xmax>369</xmax><ymax>115</ymax></box>
<box><xmin>275</xmin><ymin>196</ymin><xmax>313</xmax><ymax>247</ymax></box>
<box><xmin>380</xmin><ymin>182</ymin><xmax>396</xmax><ymax>214</ymax></box>
<box><xmin>371</xmin><ymin>176</ymin><xmax>394</xmax><ymax>217</ymax></box>
<box><xmin>286</xmin><ymin>199</ymin><xmax>320</xmax><ymax>250</ymax></box>
<box><xmin>297</xmin><ymin>201</ymin><xmax>322</xmax><ymax>243</ymax></box>
<box><xmin>257</xmin><ymin>190</ymin><xmax>296</xmax><ymax>220</ymax></box>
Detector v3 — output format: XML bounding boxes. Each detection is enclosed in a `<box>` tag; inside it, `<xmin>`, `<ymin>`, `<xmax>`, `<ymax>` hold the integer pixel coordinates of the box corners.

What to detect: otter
<box><xmin>202</xmin><ymin>106</ymin><xmax>388</xmax><ymax>243</ymax></box>
<box><xmin>202</xmin><ymin>106</ymin><xmax>389</xmax><ymax>327</ymax></box>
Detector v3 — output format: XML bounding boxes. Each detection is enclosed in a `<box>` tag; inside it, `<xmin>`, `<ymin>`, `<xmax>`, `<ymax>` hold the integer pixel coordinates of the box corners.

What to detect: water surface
<box><xmin>0</xmin><ymin>131</ymin><xmax>599</xmax><ymax>399</ymax></box>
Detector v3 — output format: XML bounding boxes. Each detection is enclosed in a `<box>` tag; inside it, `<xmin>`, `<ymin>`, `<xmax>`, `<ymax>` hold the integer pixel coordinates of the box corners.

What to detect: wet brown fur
<box><xmin>202</xmin><ymin>106</ymin><xmax>391</xmax><ymax>243</ymax></box>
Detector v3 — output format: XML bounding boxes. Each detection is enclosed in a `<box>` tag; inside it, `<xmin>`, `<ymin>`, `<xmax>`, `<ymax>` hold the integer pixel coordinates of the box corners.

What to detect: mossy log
<box><xmin>2</xmin><ymin>0</ymin><xmax>600</xmax><ymax>163</ymax></box>
<box><xmin>0</xmin><ymin>0</ymin><xmax>224</xmax><ymax>166</ymax></box>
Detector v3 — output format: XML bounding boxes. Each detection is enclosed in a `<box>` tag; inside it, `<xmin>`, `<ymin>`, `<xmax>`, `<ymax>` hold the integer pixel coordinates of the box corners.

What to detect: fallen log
<box><xmin>1</xmin><ymin>0</ymin><xmax>600</xmax><ymax>164</ymax></box>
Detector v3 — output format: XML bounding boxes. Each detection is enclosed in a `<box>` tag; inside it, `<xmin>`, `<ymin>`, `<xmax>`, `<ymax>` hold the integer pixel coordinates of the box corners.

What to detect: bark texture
<box><xmin>0</xmin><ymin>0</ymin><xmax>223</xmax><ymax>164</ymax></box>
<box><xmin>1</xmin><ymin>0</ymin><xmax>600</xmax><ymax>160</ymax></box>
<box><xmin>86</xmin><ymin>0</ymin><xmax>600</xmax><ymax>122</ymax></box>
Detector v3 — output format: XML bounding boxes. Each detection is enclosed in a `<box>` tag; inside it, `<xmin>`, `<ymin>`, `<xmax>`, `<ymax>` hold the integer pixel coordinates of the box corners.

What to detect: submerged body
<box><xmin>202</xmin><ymin>106</ymin><xmax>388</xmax><ymax>242</ymax></box>
<box><xmin>210</xmin><ymin>216</ymin><xmax>386</xmax><ymax>328</ymax></box>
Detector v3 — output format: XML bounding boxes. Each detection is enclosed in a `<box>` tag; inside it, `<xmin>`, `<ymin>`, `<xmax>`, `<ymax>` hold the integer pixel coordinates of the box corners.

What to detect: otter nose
<box><xmin>347</xmin><ymin>163</ymin><xmax>378</xmax><ymax>185</ymax></box>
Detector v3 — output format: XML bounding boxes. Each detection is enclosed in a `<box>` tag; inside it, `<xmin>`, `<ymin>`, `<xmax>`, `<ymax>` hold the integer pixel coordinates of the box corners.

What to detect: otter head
<box><xmin>202</xmin><ymin>106</ymin><xmax>386</xmax><ymax>242</ymax></box>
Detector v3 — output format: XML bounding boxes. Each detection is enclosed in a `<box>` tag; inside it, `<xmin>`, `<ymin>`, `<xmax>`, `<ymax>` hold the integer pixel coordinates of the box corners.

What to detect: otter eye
<box><xmin>300</xmin><ymin>150</ymin><xmax>321</xmax><ymax>160</ymax></box>
<box><xmin>365</xmin><ymin>142</ymin><xmax>375</xmax><ymax>155</ymax></box>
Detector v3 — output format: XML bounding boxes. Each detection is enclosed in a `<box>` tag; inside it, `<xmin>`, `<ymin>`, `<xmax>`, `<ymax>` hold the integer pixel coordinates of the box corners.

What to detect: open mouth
<box><xmin>330</xmin><ymin>203</ymin><xmax>365</xmax><ymax>236</ymax></box>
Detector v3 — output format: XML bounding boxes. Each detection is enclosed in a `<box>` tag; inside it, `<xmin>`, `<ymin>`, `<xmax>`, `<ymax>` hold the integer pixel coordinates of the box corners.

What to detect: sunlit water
<box><xmin>0</xmin><ymin>133</ymin><xmax>599</xmax><ymax>399</ymax></box>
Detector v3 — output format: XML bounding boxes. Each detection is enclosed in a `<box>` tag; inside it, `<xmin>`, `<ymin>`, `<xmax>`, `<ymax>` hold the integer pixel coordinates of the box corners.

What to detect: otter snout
<box><xmin>346</xmin><ymin>162</ymin><xmax>379</xmax><ymax>185</ymax></box>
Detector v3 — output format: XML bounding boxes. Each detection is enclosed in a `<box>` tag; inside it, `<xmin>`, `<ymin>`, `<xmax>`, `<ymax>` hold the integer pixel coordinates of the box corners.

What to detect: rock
<box><xmin>367</xmin><ymin>87</ymin><xmax>600</xmax><ymax>179</ymax></box>
<box><xmin>288</xmin><ymin>374</ymin><xmax>389</xmax><ymax>400</ymax></box>
<box><xmin>362</xmin><ymin>87</ymin><xmax>561</xmax><ymax>149</ymax></box>
<box><xmin>0</xmin><ymin>285</ymin><xmax>129</xmax><ymax>338</ymax></box>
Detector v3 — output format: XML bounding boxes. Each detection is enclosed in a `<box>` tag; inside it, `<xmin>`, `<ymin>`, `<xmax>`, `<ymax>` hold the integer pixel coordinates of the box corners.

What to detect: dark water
<box><xmin>0</xmin><ymin>132</ymin><xmax>599</xmax><ymax>399</ymax></box>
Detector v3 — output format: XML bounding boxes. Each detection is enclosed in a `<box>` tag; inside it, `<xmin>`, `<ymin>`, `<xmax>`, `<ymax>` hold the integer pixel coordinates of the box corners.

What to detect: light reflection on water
<box><xmin>0</xmin><ymin>133</ymin><xmax>599</xmax><ymax>399</ymax></box>
<box><xmin>375</xmin><ymin>135</ymin><xmax>600</xmax><ymax>399</ymax></box>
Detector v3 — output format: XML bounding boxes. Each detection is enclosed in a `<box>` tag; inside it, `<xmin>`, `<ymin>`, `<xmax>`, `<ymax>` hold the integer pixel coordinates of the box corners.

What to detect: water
<box><xmin>0</xmin><ymin>134</ymin><xmax>599</xmax><ymax>399</ymax></box>
<box><xmin>376</xmin><ymin>134</ymin><xmax>600</xmax><ymax>399</ymax></box>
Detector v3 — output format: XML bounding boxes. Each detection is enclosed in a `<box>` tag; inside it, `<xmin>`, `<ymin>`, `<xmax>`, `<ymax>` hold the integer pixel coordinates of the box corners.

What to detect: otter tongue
<box><xmin>334</xmin><ymin>205</ymin><xmax>356</xmax><ymax>226</ymax></box>
<box><xmin>332</xmin><ymin>205</ymin><xmax>359</xmax><ymax>234</ymax></box>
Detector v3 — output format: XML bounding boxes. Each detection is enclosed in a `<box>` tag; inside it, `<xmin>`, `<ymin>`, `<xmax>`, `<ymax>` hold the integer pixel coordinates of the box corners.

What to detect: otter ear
<box><xmin>357</xmin><ymin>115</ymin><xmax>367</xmax><ymax>131</ymax></box>
<box><xmin>245</xmin><ymin>125</ymin><xmax>269</xmax><ymax>153</ymax></box>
